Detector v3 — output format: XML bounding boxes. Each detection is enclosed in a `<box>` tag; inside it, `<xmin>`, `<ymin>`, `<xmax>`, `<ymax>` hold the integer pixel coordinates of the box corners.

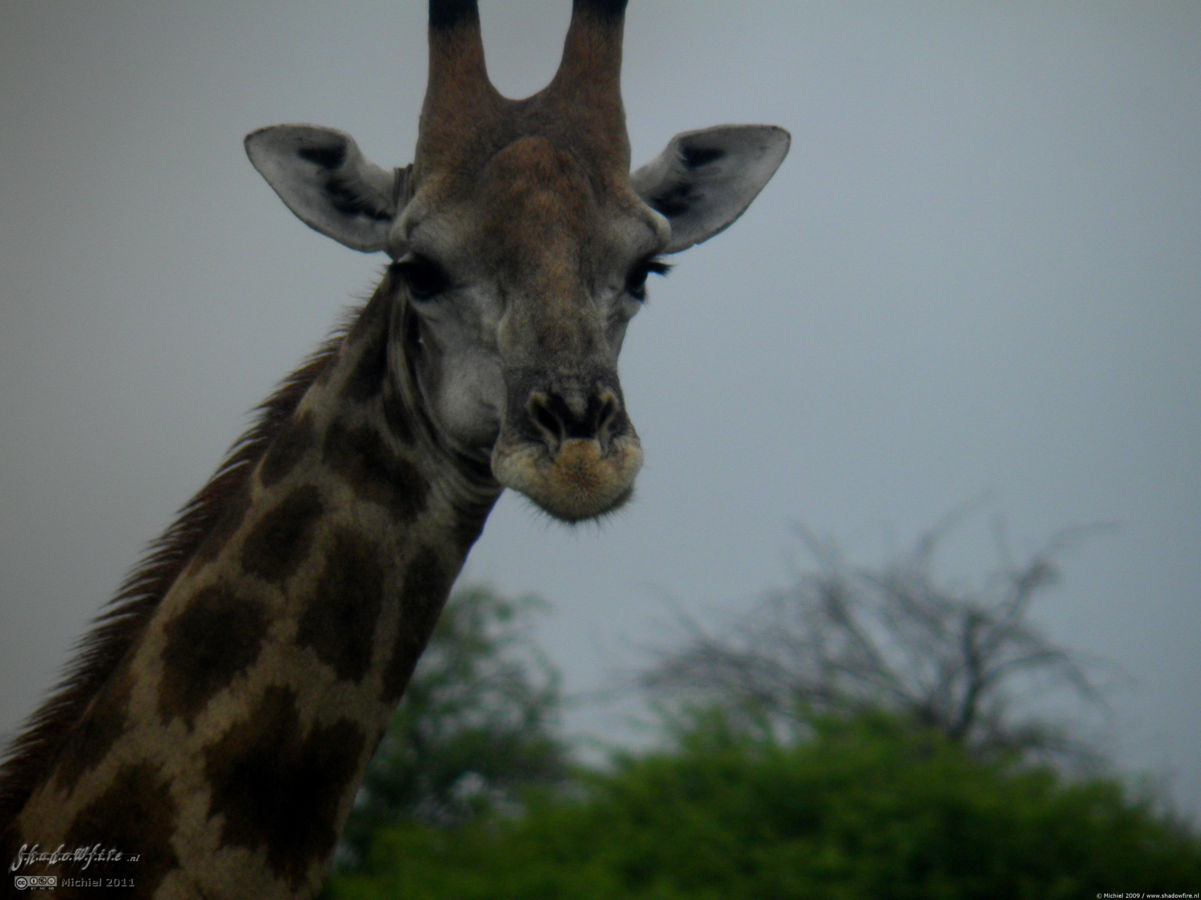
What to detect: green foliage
<box><xmin>336</xmin><ymin>586</ymin><xmax>568</xmax><ymax>869</ymax></box>
<box><xmin>328</xmin><ymin>712</ymin><xmax>1201</xmax><ymax>900</ymax></box>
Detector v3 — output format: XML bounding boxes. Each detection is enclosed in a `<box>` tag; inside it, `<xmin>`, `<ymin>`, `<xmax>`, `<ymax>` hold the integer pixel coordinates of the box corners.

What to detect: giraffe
<box><xmin>0</xmin><ymin>1</ymin><xmax>788</xmax><ymax>897</ymax></box>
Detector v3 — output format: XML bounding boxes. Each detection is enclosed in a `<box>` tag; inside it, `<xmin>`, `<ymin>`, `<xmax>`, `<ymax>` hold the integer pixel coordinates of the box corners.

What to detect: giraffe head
<box><xmin>244</xmin><ymin>0</ymin><xmax>788</xmax><ymax>522</ymax></box>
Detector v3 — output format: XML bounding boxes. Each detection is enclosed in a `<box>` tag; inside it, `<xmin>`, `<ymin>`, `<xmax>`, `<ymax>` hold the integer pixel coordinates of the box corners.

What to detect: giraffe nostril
<box><xmin>524</xmin><ymin>387</ymin><xmax>624</xmax><ymax>449</ymax></box>
<box><xmin>528</xmin><ymin>393</ymin><xmax>566</xmax><ymax>448</ymax></box>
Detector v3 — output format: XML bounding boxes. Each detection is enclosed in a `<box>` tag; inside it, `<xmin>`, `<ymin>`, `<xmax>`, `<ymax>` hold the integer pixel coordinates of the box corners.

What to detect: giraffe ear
<box><xmin>245</xmin><ymin>125</ymin><xmax>409</xmax><ymax>253</ymax></box>
<box><xmin>632</xmin><ymin>125</ymin><xmax>790</xmax><ymax>253</ymax></box>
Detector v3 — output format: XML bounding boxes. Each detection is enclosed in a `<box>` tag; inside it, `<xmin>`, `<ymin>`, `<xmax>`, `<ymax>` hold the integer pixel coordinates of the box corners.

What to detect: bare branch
<box><xmin>637</xmin><ymin>509</ymin><xmax>1117</xmax><ymax>766</ymax></box>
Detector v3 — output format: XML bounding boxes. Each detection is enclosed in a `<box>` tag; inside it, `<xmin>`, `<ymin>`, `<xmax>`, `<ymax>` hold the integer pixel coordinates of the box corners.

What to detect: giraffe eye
<box><xmin>396</xmin><ymin>254</ymin><xmax>451</xmax><ymax>301</ymax></box>
<box><xmin>625</xmin><ymin>257</ymin><xmax>671</xmax><ymax>301</ymax></box>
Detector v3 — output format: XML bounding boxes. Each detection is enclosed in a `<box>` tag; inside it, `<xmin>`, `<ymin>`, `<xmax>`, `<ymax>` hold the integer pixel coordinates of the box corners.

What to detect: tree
<box><xmin>324</xmin><ymin>516</ymin><xmax>1201</xmax><ymax>899</ymax></box>
<box><xmin>335</xmin><ymin>586</ymin><xmax>569</xmax><ymax>869</ymax></box>
<box><xmin>327</xmin><ymin>711</ymin><xmax>1201</xmax><ymax>900</ymax></box>
<box><xmin>637</xmin><ymin>508</ymin><xmax>1117</xmax><ymax>765</ymax></box>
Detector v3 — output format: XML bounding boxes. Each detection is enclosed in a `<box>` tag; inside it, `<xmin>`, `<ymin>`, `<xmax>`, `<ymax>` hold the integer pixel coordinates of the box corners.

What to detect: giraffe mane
<box><xmin>0</xmin><ymin>317</ymin><xmax>353</xmax><ymax>832</ymax></box>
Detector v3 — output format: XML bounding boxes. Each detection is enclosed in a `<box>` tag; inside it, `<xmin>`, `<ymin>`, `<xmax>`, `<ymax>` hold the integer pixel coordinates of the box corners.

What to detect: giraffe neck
<box><xmin>3</xmin><ymin>280</ymin><xmax>501</xmax><ymax>898</ymax></box>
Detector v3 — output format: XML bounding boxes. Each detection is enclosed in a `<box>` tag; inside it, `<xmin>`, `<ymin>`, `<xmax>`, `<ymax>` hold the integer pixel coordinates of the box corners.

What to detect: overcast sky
<box><xmin>2</xmin><ymin>2</ymin><xmax>1199</xmax><ymax>818</ymax></box>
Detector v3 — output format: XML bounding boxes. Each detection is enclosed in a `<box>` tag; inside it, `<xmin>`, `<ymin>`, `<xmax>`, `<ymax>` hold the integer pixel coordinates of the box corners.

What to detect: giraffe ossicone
<box><xmin>1</xmin><ymin>2</ymin><xmax>787</xmax><ymax>897</ymax></box>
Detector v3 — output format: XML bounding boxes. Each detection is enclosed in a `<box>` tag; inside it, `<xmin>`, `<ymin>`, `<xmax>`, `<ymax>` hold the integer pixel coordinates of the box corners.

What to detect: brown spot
<box><xmin>158</xmin><ymin>585</ymin><xmax>270</xmax><ymax>728</ymax></box>
<box><xmin>240</xmin><ymin>486</ymin><xmax>325</xmax><ymax>583</ymax></box>
<box><xmin>382</xmin><ymin>379</ymin><xmax>417</xmax><ymax>446</ymax></box>
<box><xmin>259</xmin><ymin>412</ymin><xmax>315</xmax><ymax>487</ymax></box>
<box><xmin>296</xmin><ymin>529</ymin><xmax>385</xmax><ymax>683</ymax></box>
<box><xmin>203</xmin><ymin>685</ymin><xmax>365</xmax><ymax>890</ymax></box>
<box><xmin>342</xmin><ymin>323</ymin><xmax>389</xmax><ymax>405</ymax></box>
<box><xmin>51</xmin><ymin>662</ymin><xmax>133</xmax><ymax>789</ymax></box>
<box><xmin>323</xmin><ymin>420</ymin><xmax>428</xmax><ymax>521</ymax></box>
<box><xmin>189</xmin><ymin>483</ymin><xmax>252</xmax><ymax>572</ymax></box>
<box><xmin>453</xmin><ymin>498</ymin><xmax>493</xmax><ymax>555</ymax></box>
<box><xmin>60</xmin><ymin>761</ymin><xmax>179</xmax><ymax>899</ymax></box>
<box><xmin>382</xmin><ymin>546</ymin><xmax>452</xmax><ymax>701</ymax></box>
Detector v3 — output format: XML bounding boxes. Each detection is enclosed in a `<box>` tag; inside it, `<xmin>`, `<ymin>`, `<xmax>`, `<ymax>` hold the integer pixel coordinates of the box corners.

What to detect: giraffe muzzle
<box><xmin>491</xmin><ymin>374</ymin><xmax>643</xmax><ymax>522</ymax></box>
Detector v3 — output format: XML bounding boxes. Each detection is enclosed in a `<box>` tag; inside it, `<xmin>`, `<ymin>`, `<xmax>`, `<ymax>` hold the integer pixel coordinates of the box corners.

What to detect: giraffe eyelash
<box><xmin>627</xmin><ymin>256</ymin><xmax>671</xmax><ymax>301</ymax></box>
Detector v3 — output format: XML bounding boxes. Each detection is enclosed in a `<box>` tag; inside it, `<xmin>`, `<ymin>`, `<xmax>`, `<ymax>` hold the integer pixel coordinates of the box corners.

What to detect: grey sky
<box><xmin>2</xmin><ymin>2</ymin><xmax>1199</xmax><ymax>818</ymax></box>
